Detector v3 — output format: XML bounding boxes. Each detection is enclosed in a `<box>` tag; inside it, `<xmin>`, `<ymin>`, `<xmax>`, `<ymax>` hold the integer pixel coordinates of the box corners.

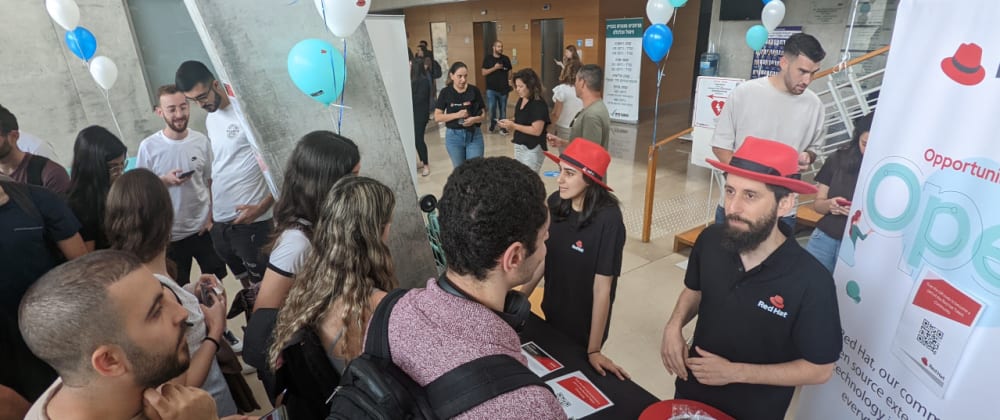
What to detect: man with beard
<box><xmin>660</xmin><ymin>138</ymin><xmax>842</xmax><ymax>420</ymax></box>
<box><xmin>482</xmin><ymin>40</ymin><xmax>513</xmax><ymax>134</ymax></box>
<box><xmin>710</xmin><ymin>33</ymin><xmax>827</xmax><ymax>227</ymax></box>
<box><xmin>136</xmin><ymin>85</ymin><xmax>227</xmax><ymax>286</ymax></box>
<box><xmin>0</xmin><ymin>105</ymin><xmax>70</xmax><ymax>195</ymax></box>
<box><xmin>175</xmin><ymin>62</ymin><xmax>274</xmax><ymax>294</ymax></box>
<box><xmin>19</xmin><ymin>251</ymin><xmax>224</xmax><ymax>419</ymax></box>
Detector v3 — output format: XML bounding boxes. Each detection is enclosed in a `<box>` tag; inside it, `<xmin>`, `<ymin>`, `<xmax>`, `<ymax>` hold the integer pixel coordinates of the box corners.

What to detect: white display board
<box><xmin>603</xmin><ymin>18</ymin><xmax>643</xmax><ymax>124</ymax></box>
<box><xmin>692</xmin><ymin>76</ymin><xmax>742</xmax><ymax>129</ymax></box>
<box><xmin>366</xmin><ymin>16</ymin><xmax>418</xmax><ymax>188</ymax></box>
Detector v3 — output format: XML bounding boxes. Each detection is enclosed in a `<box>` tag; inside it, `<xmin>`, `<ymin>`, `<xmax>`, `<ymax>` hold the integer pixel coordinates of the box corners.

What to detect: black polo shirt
<box><xmin>481</xmin><ymin>54</ymin><xmax>512</xmax><ymax>93</ymax></box>
<box><xmin>675</xmin><ymin>223</ymin><xmax>842</xmax><ymax>420</ymax></box>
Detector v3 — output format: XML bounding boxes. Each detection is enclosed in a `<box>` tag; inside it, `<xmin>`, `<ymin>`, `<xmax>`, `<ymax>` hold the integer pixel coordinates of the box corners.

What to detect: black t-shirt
<box><xmin>512</xmin><ymin>98</ymin><xmax>550</xmax><ymax>150</ymax></box>
<box><xmin>542</xmin><ymin>193</ymin><xmax>626</xmax><ymax>348</ymax></box>
<box><xmin>815</xmin><ymin>150</ymin><xmax>861</xmax><ymax>240</ymax></box>
<box><xmin>481</xmin><ymin>54</ymin><xmax>512</xmax><ymax>93</ymax></box>
<box><xmin>676</xmin><ymin>223</ymin><xmax>842</xmax><ymax>420</ymax></box>
<box><xmin>71</xmin><ymin>201</ymin><xmax>108</xmax><ymax>250</ymax></box>
<box><xmin>0</xmin><ymin>184</ymin><xmax>81</xmax><ymax>316</ymax></box>
<box><xmin>435</xmin><ymin>85</ymin><xmax>485</xmax><ymax>131</ymax></box>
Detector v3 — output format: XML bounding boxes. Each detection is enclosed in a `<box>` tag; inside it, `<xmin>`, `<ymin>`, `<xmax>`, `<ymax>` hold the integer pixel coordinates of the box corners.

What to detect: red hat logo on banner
<box><xmin>941</xmin><ymin>43</ymin><xmax>986</xmax><ymax>86</ymax></box>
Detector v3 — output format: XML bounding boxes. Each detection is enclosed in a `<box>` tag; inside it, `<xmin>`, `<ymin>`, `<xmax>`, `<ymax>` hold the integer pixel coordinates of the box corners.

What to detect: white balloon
<box><xmin>646</xmin><ymin>0</ymin><xmax>675</xmax><ymax>25</ymax></box>
<box><xmin>89</xmin><ymin>56</ymin><xmax>118</xmax><ymax>91</ymax></box>
<box><xmin>45</xmin><ymin>0</ymin><xmax>80</xmax><ymax>31</ymax></box>
<box><xmin>762</xmin><ymin>0</ymin><xmax>786</xmax><ymax>32</ymax></box>
<box><xmin>314</xmin><ymin>0</ymin><xmax>371</xmax><ymax>38</ymax></box>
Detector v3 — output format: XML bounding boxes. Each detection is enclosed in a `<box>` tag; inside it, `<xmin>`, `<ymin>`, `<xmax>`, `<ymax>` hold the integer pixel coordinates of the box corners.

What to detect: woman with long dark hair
<box><xmin>806</xmin><ymin>113</ymin><xmax>874</xmax><ymax>272</ymax></box>
<box><xmin>411</xmin><ymin>59</ymin><xmax>432</xmax><ymax>176</ymax></box>
<box><xmin>522</xmin><ymin>139</ymin><xmax>629</xmax><ymax>380</ymax></box>
<box><xmin>498</xmin><ymin>68</ymin><xmax>549</xmax><ymax>172</ymax></box>
<box><xmin>555</xmin><ymin>44</ymin><xmax>581</xmax><ymax>70</ymax></box>
<box><xmin>67</xmin><ymin>125</ymin><xmax>127</xmax><ymax>251</ymax></box>
<box><xmin>434</xmin><ymin>62</ymin><xmax>486</xmax><ymax>168</ymax></box>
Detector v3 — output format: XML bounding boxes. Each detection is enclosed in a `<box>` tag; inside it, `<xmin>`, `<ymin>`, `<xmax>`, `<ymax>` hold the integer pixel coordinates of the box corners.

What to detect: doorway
<box><xmin>473</xmin><ymin>21</ymin><xmax>498</xmax><ymax>89</ymax></box>
<box><xmin>536</xmin><ymin>19</ymin><xmax>564</xmax><ymax>105</ymax></box>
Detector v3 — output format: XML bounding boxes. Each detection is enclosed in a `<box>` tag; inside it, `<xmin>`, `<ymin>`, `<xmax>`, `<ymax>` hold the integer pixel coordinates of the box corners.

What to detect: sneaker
<box><xmin>241</xmin><ymin>360</ymin><xmax>257</xmax><ymax>375</ymax></box>
<box><xmin>421</xmin><ymin>166</ymin><xmax>430</xmax><ymax>177</ymax></box>
<box><xmin>489</xmin><ymin>122</ymin><xmax>497</xmax><ymax>132</ymax></box>
<box><xmin>500</xmin><ymin>128</ymin><xmax>509</xmax><ymax>135</ymax></box>
<box><xmin>224</xmin><ymin>330</ymin><xmax>243</xmax><ymax>353</ymax></box>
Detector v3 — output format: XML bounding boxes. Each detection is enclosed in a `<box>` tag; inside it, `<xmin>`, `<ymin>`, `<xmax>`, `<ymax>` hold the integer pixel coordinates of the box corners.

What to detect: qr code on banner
<box><xmin>917</xmin><ymin>318</ymin><xmax>943</xmax><ymax>354</ymax></box>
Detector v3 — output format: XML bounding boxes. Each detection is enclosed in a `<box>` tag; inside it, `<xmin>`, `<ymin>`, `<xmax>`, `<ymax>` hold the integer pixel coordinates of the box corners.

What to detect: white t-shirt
<box><xmin>205</xmin><ymin>104</ymin><xmax>272</xmax><ymax>223</ymax></box>
<box><xmin>136</xmin><ymin>130</ymin><xmax>213</xmax><ymax>241</ymax></box>
<box><xmin>154</xmin><ymin>274</ymin><xmax>238</xmax><ymax>417</ymax></box>
<box><xmin>267</xmin><ymin>222</ymin><xmax>312</xmax><ymax>277</ymax></box>
<box><xmin>17</xmin><ymin>131</ymin><xmax>58</xmax><ymax>162</ymax></box>
<box><xmin>710</xmin><ymin>76</ymin><xmax>825</xmax><ymax>153</ymax></box>
<box><xmin>551</xmin><ymin>84</ymin><xmax>584</xmax><ymax>129</ymax></box>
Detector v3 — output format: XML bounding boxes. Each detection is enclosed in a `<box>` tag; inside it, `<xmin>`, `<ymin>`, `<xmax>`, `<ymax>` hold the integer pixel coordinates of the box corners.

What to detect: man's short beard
<box><xmin>165</xmin><ymin>118</ymin><xmax>188</xmax><ymax>133</ymax></box>
<box><xmin>721</xmin><ymin>211</ymin><xmax>777</xmax><ymax>253</ymax></box>
<box><xmin>124</xmin><ymin>323</ymin><xmax>190</xmax><ymax>388</ymax></box>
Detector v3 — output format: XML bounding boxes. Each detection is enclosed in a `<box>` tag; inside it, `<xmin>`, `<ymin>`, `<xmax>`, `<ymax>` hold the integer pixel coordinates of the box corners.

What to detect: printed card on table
<box><xmin>520</xmin><ymin>341</ymin><xmax>564</xmax><ymax>377</ymax></box>
<box><xmin>546</xmin><ymin>371</ymin><xmax>614</xmax><ymax>418</ymax></box>
<box><xmin>891</xmin><ymin>270</ymin><xmax>985</xmax><ymax>397</ymax></box>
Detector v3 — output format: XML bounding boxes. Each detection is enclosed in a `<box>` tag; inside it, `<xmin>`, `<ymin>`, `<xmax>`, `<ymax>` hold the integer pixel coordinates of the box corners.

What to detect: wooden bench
<box><xmin>672</xmin><ymin>195</ymin><xmax>824</xmax><ymax>252</ymax></box>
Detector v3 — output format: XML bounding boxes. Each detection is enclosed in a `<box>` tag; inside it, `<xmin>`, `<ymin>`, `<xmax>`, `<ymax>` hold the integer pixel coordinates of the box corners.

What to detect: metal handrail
<box><xmin>640</xmin><ymin>46</ymin><xmax>891</xmax><ymax>243</ymax></box>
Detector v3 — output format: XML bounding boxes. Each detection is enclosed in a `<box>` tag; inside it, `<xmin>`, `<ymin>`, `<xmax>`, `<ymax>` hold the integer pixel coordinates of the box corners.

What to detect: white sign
<box><xmin>798</xmin><ymin>1</ymin><xmax>1000</xmax><ymax>418</ymax></box>
<box><xmin>603</xmin><ymin>18</ymin><xmax>643</xmax><ymax>124</ymax></box>
<box><xmin>520</xmin><ymin>342</ymin><xmax>564</xmax><ymax>377</ymax></box>
<box><xmin>692</xmin><ymin>76</ymin><xmax>742</xmax><ymax>129</ymax></box>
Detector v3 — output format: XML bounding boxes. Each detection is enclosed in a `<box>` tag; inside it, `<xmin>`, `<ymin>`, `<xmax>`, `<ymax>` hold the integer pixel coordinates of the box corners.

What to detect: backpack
<box><xmin>274</xmin><ymin>324</ymin><xmax>343</xmax><ymax>420</ymax></box>
<box><xmin>25</xmin><ymin>154</ymin><xmax>49</xmax><ymax>188</ymax></box>
<box><xmin>325</xmin><ymin>288</ymin><xmax>550</xmax><ymax>420</ymax></box>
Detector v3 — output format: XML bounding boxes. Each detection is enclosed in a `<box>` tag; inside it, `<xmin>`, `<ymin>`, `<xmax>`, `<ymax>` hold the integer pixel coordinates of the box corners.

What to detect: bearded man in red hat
<box><xmin>660</xmin><ymin>137</ymin><xmax>842</xmax><ymax>420</ymax></box>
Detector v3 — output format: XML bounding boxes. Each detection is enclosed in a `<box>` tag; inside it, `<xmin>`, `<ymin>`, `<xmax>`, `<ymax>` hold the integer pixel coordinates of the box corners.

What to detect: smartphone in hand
<box><xmin>179</xmin><ymin>170</ymin><xmax>195</xmax><ymax>179</ymax></box>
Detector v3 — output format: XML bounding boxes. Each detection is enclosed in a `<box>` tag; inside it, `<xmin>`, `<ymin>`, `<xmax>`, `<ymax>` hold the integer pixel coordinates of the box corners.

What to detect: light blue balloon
<box><xmin>287</xmin><ymin>39</ymin><xmax>346</xmax><ymax>106</ymax></box>
<box><xmin>643</xmin><ymin>24</ymin><xmax>674</xmax><ymax>63</ymax></box>
<box><xmin>669</xmin><ymin>0</ymin><xmax>688</xmax><ymax>6</ymax></box>
<box><xmin>65</xmin><ymin>27</ymin><xmax>97</xmax><ymax>61</ymax></box>
<box><xmin>746</xmin><ymin>25</ymin><xmax>769</xmax><ymax>51</ymax></box>
<box><xmin>762</xmin><ymin>0</ymin><xmax>774</xmax><ymax>3</ymax></box>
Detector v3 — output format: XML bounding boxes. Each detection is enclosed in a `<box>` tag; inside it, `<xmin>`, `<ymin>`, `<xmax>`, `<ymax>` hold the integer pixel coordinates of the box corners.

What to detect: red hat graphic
<box><xmin>941</xmin><ymin>43</ymin><xmax>986</xmax><ymax>86</ymax></box>
<box><xmin>545</xmin><ymin>139</ymin><xmax>613</xmax><ymax>191</ymax></box>
<box><xmin>706</xmin><ymin>137</ymin><xmax>817</xmax><ymax>194</ymax></box>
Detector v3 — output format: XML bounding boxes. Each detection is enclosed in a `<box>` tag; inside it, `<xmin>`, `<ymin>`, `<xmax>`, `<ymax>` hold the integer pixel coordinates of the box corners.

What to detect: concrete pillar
<box><xmin>183</xmin><ymin>0</ymin><xmax>437</xmax><ymax>287</ymax></box>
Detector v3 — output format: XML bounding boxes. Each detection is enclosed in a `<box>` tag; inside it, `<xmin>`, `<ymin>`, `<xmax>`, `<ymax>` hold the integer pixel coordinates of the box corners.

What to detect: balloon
<box><xmin>642</xmin><ymin>24</ymin><xmax>674</xmax><ymax>63</ymax></box>
<box><xmin>45</xmin><ymin>0</ymin><xmax>80</xmax><ymax>31</ymax></box>
<box><xmin>669</xmin><ymin>0</ymin><xmax>688</xmax><ymax>6</ymax></box>
<box><xmin>746</xmin><ymin>25</ymin><xmax>769</xmax><ymax>51</ymax></box>
<box><xmin>646</xmin><ymin>0</ymin><xmax>674</xmax><ymax>25</ymax></box>
<box><xmin>314</xmin><ymin>0</ymin><xmax>370</xmax><ymax>38</ymax></box>
<box><xmin>762</xmin><ymin>0</ymin><xmax>786</xmax><ymax>31</ymax></box>
<box><xmin>89</xmin><ymin>56</ymin><xmax>118</xmax><ymax>90</ymax></box>
<box><xmin>65</xmin><ymin>27</ymin><xmax>97</xmax><ymax>61</ymax></box>
<box><xmin>287</xmin><ymin>39</ymin><xmax>347</xmax><ymax>106</ymax></box>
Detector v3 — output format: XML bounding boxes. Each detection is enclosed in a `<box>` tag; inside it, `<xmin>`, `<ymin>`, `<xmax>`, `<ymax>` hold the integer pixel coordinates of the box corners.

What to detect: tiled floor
<box><xmin>225</xmin><ymin>101</ymin><xmax>807</xmax><ymax>418</ymax></box>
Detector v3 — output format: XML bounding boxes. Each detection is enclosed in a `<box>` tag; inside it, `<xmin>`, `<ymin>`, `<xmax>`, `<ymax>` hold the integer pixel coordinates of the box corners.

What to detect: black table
<box><xmin>519</xmin><ymin>315</ymin><xmax>660</xmax><ymax>419</ymax></box>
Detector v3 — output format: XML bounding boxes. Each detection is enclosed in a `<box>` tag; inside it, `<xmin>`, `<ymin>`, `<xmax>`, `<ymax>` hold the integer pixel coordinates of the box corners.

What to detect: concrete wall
<box><xmin>0</xmin><ymin>0</ymin><xmax>161</xmax><ymax>166</ymax></box>
<box><xmin>183</xmin><ymin>0</ymin><xmax>437</xmax><ymax>288</ymax></box>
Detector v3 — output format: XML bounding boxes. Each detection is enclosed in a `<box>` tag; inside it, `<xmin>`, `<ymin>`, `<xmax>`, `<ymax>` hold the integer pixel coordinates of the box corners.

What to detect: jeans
<box><xmin>514</xmin><ymin>144</ymin><xmax>544</xmax><ymax>172</ymax></box>
<box><xmin>486</xmin><ymin>89</ymin><xmax>508</xmax><ymax>128</ymax></box>
<box><xmin>445</xmin><ymin>128</ymin><xmax>485</xmax><ymax>168</ymax></box>
<box><xmin>166</xmin><ymin>231</ymin><xmax>229</xmax><ymax>286</ymax></box>
<box><xmin>715</xmin><ymin>204</ymin><xmax>796</xmax><ymax>231</ymax></box>
<box><xmin>806</xmin><ymin>228</ymin><xmax>841</xmax><ymax>272</ymax></box>
<box><xmin>209</xmin><ymin>219</ymin><xmax>272</xmax><ymax>286</ymax></box>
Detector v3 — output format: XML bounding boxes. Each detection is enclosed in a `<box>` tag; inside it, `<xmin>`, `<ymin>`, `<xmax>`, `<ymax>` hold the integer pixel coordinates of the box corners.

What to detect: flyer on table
<box><xmin>520</xmin><ymin>341</ymin><xmax>564</xmax><ymax>377</ymax></box>
<box><xmin>546</xmin><ymin>371</ymin><xmax>613</xmax><ymax>418</ymax></box>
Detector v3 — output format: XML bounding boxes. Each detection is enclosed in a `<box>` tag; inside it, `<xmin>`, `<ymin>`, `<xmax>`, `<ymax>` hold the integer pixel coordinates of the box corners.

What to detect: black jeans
<box><xmin>209</xmin><ymin>219</ymin><xmax>272</xmax><ymax>287</ymax></box>
<box><xmin>414</xmin><ymin>113</ymin><xmax>429</xmax><ymax>164</ymax></box>
<box><xmin>166</xmin><ymin>232</ymin><xmax>229</xmax><ymax>286</ymax></box>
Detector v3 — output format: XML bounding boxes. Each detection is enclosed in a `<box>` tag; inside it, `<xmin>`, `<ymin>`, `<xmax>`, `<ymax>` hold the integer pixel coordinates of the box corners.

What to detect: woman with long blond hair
<box><xmin>268</xmin><ymin>176</ymin><xmax>396</xmax><ymax>417</ymax></box>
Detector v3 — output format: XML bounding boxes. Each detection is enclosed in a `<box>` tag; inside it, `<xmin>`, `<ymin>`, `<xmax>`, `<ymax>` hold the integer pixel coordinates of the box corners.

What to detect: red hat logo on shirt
<box><xmin>571</xmin><ymin>240</ymin><xmax>585</xmax><ymax>253</ymax></box>
<box><xmin>769</xmin><ymin>295</ymin><xmax>785</xmax><ymax>310</ymax></box>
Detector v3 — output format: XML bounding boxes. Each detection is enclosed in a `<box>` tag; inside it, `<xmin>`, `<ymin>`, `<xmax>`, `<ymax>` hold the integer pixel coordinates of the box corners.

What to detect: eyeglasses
<box><xmin>108</xmin><ymin>160</ymin><xmax>126</xmax><ymax>176</ymax></box>
<box><xmin>186</xmin><ymin>85</ymin><xmax>215</xmax><ymax>104</ymax></box>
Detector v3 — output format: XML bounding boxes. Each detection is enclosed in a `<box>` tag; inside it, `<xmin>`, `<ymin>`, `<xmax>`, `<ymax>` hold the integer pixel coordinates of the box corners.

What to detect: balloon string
<box><xmin>651</xmin><ymin>60</ymin><xmax>666</xmax><ymax>147</ymax></box>
<box><xmin>338</xmin><ymin>38</ymin><xmax>347</xmax><ymax>134</ymax></box>
<box><xmin>839</xmin><ymin>0</ymin><xmax>861</xmax><ymax>72</ymax></box>
<box><xmin>101</xmin><ymin>89</ymin><xmax>125</xmax><ymax>141</ymax></box>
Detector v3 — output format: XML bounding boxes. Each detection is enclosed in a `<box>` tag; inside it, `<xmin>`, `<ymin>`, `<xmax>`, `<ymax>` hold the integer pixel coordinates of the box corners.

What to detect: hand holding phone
<box><xmin>179</xmin><ymin>170</ymin><xmax>195</xmax><ymax>179</ymax></box>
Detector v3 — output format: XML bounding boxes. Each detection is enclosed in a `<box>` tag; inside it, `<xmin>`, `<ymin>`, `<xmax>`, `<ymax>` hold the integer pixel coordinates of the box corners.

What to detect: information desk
<box><xmin>519</xmin><ymin>315</ymin><xmax>660</xmax><ymax>419</ymax></box>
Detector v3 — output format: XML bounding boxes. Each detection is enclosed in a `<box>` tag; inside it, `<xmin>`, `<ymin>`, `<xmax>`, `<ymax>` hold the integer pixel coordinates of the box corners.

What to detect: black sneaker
<box><xmin>500</xmin><ymin>128</ymin><xmax>509</xmax><ymax>135</ymax></box>
<box><xmin>489</xmin><ymin>122</ymin><xmax>497</xmax><ymax>132</ymax></box>
<box><xmin>223</xmin><ymin>330</ymin><xmax>243</xmax><ymax>353</ymax></box>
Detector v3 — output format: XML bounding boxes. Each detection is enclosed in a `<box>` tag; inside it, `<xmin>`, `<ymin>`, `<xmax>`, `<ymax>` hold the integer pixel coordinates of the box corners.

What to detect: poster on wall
<box><xmin>796</xmin><ymin>1</ymin><xmax>1000</xmax><ymax>418</ymax></box>
<box><xmin>603</xmin><ymin>18</ymin><xmax>643</xmax><ymax>124</ymax></box>
<box><xmin>692</xmin><ymin>76</ymin><xmax>743</xmax><ymax>129</ymax></box>
<box><xmin>749</xmin><ymin>26</ymin><xmax>802</xmax><ymax>79</ymax></box>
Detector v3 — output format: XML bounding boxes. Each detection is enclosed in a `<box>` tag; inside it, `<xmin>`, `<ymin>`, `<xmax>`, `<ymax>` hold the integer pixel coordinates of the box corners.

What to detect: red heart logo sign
<box><xmin>769</xmin><ymin>295</ymin><xmax>785</xmax><ymax>309</ymax></box>
<box><xmin>711</xmin><ymin>100</ymin><xmax>725</xmax><ymax>116</ymax></box>
<box><xmin>357</xmin><ymin>0</ymin><xmax>366</xmax><ymax>6</ymax></box>
<box><xmin>921</xmin><ymin>357</ymin><xmax>928</xmax><ymax>366</ymax></box>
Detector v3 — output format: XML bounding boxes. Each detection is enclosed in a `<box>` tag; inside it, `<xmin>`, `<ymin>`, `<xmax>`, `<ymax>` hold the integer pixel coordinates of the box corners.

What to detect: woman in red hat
<box><xmin>522</xmin><ymin>139</ymin><xmax>629</xmax><ymax>380</ymax></box>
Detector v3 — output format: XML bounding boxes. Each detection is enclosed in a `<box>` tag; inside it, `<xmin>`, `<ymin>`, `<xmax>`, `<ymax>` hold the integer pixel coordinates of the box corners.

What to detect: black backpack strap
<box><xmin>25</xmin><ymin>154</ymin><xmax>48</xmax><ymax>187</ymax></box>
<box><xmin>425</xmin><ymin>354</ymin><xmax>550</xmax><ymax>419</ymax></box>
<box><xmin>362</xmin><ymin>288</ymin><xmax>409</xmax><ymax>360</ymax></box>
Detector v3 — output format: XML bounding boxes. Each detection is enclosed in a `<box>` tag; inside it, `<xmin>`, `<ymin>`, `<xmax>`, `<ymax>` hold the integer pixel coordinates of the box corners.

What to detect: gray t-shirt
<box><xmin>710</xmin><ymin>76</ymin><xmax>825</xmax><ymax>153</ymax></box>
<box><xmin>570</xmin><ymin>99</ymin><xmax>611</xmax><ymax>149</ymax></box>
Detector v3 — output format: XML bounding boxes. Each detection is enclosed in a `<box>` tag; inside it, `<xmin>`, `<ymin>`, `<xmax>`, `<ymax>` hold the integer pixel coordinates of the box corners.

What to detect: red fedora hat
<box><xmin>544</xmin><ymin>139</ymin><xmax>613</xmax><ymax>191</ymax></box>
<box><xmin>706</xmin><ymin>137</ymin><xmax>817</xmax><ymax>194</ymax></box>
<box><xmin>941</xmin><ymin>43</ymin><xmax>986</xmax><ymax>86</ymax></box>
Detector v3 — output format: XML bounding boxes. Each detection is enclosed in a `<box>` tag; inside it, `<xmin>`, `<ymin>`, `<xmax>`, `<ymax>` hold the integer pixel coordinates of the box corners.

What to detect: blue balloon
<box><xmin>643</xmin><ymin>24</ymin><xmax>674</xmax><ymax>63</ymax></box>
<box><xmin>746</xmin><ymin>25</ymin><xmax>769</xmax><ymax>51</ymax></box>
<box><xmin>669</xmin><ymin>0</ymin><xmax>688</xmax><ymax>6</ymax></box>
<box><xmin>287</xmin><ymin>39</ymin><xmax>346</xmax><ymax>106</ymax></box>
<box><xmin>65</xmin><ymin>27</ymin><xmax>97</xmax><ymax>61</ymax></box>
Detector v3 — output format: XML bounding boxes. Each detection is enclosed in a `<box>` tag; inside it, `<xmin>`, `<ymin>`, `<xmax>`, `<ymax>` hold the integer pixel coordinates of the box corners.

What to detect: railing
<box><xmin>640</xmin><ymin>46</ymin><xmax>891</xmax><ymax>243</ymax></box>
